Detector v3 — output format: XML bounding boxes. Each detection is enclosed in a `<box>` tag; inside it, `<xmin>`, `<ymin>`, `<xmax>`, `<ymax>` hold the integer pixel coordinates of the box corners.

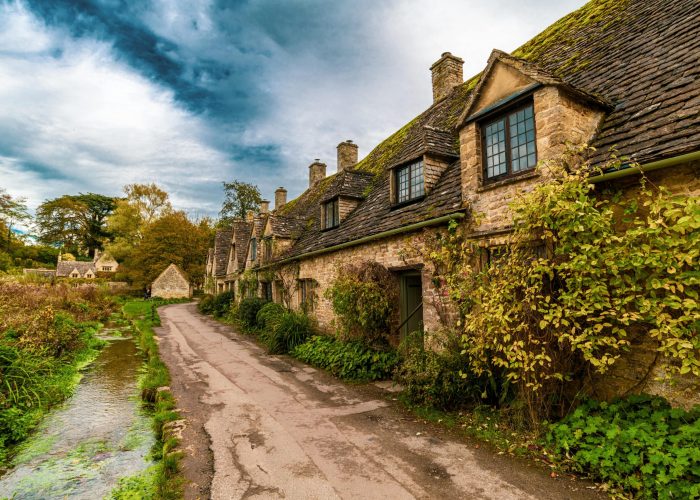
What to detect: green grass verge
<box><xmin>111</xmin><ymin>298</ymin><xmax>187</xmax><ymax>500</ymax></box>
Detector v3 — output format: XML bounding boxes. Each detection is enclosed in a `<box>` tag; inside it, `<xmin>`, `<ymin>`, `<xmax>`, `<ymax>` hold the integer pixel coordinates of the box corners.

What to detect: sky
<box><xmin>0</xmin><ymin>0</ymin><xmax>585</xmax><ymax>220</ymax></box>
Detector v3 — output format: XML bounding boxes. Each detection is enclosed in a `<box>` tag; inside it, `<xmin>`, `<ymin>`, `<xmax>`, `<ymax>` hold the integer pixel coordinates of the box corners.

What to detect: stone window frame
<box><xmin>322</xmin><ymin>197</ymin><xmax>340</xmax><ymax>230</ymax></box>
<box><xmin>391</xmin><ymin>159</ymin><xmax>426</xmax><ymax>208</ymax></box>
<box><xmin>102</xmin><ymin>266</ymin><xmax>112</xmax><ymax>271</ymax></box>
<box><xmin>479</xmin><ymin>96</ymin><xmax>538</xmax><ymax>184</ymax></box>
<box><xmin>250</xmin><ymin>237</ymin><xmax>257</xmax><ymax>261</ymax></box>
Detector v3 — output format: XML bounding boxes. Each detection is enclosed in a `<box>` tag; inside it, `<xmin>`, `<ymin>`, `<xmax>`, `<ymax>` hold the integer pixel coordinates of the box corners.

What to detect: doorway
<box><xmin>399</xmin><ymin>273</ymin><xmax>423</xmax><ymax>339</ymax></box>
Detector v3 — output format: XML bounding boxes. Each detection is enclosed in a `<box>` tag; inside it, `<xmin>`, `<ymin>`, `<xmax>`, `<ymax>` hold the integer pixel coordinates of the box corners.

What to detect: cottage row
<box><xmin>206</xmin><ymin>0</ymin><xmax>700</xmax><ymax>400</ymax></box>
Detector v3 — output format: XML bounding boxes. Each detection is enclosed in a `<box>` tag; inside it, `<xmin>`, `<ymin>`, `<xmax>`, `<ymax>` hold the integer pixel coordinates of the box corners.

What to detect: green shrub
<box><xmin>395</xmin><ymin>329</ymin><xmax>506</xmax><ymax>410</ymax></box>
<box><xmin>546</xmin><ymin>394</ymin><xmax>700</xmax><ymax>498</ymax></box>
<box><xmin>197</xmin><ymin>294</ymin><xmax>215</xmax><ymax>314</ymax></box>
<box><xmin>261</xmin><ymin>310</ymin><xmax>313</xmax><ymax>354</ymax></box>
<box><xmin>292</xmin><ymin>335</ymin><xmax>398</xmax><ymax>381</ymax></box>
<box><xmin>237</xmin><ymin>297</ymin><xmax>268</xmax><ymax>329</ymax></box>
<box><xmin>324</xmin><ymin>261</ymin><xmax>397</xmax><ymax>346</ymax></box>
<box><xmin>210</xmin><ymin>291</ymin><xmax>235</xmax><ymax>318</ymax></box>
<box><xmin>256</xmin><ymin>302</ymin><xmax>285</xmax><ymax>330</ymax></box>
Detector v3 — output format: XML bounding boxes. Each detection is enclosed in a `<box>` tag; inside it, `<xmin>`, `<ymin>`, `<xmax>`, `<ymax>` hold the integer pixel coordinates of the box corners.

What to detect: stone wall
<box><xmin>277</xmin><ymin>228</ymin><xmax>453</xmax><ymax>343</ymax></box>
<box><xmin>152</xmin><ymin>265</ymin><xmax>191</xmax><ymax>299</ymax></box>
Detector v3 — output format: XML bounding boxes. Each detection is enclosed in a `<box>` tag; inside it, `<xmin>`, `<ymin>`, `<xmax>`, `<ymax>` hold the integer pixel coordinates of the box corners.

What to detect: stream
<box><xmin>0</xmin><ymin>327</ymin><xmax>154</xmax><ymax>499</ymax></box>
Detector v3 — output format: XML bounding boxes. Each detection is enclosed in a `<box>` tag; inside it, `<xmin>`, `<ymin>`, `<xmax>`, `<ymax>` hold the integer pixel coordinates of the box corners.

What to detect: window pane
<box><xmin>509</xmin><ymin>104</ymin><xmax>537</xmax><ymax>172</ymax></box>
<box><xmin>411</xmin><ymin>160</ymin><xmax>424</xmax><ymax>198</ymax></box>
<box><xmin>484</xmin><ymin>118</ymin><xmax>507</xmax><ymax>178</ymax></box>
<box><xmin>397</xmin><ymin>165</ymin><xmax>410</xmax><ymax>203</ymax></box>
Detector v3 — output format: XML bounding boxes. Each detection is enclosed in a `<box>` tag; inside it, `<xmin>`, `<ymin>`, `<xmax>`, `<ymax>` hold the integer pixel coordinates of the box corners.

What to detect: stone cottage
<box><xmin>206</xmin><ymin>0</ymin><xmax>700</xmax><ymax>397</ymax></box>
<box><xmin>152</xmin><ymin>263</ymin><xmax>191</xmax><ymax>299</ymax></box>
<box><xmin>56</xmin><ymin>250</ymin><xmax>119</xmax><ymax>279</ymax></box>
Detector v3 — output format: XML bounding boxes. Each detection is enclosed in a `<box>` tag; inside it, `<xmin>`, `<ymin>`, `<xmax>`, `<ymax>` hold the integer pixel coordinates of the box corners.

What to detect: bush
<box><xmin>210</xmin><ymin>291</ymin><xmax>235</xmax><ymax>318</ymax></box>
<box><xmin>261</xmin><ymin>310</ymin><xmax>313</xmax><ymax>354</ymax></box>
<box><xmin>292</xmin><ymin>335</ymin><xmax>398</xmax><ymax>381</ymax></box>
<box><xmin>546</xmin><ymin>394</ymin><xmax>700</xmax><ymax>498</ymax></box>
<box><xmin>395</xmin><ymin>329</ymin><xmax>506</xmax><ymax>410</ymax></box>
<box><xmin>197</xmin><ymin>294</ymin><xmax>215</xmax><ymax>314</ymax></box>
<box><xmin>237</xmin><ymin>297</ymin><xmax>268</xmax><ymax>329</ymax></box>
<box><xmin>256</xmin><ymin>302</ymin><xmax>285</xmax><ymax>330</ymax></box>
<box><xmin>324</xmin><ymin>261</ymin><xmax>398</xmax><ymax>346</ymax></box>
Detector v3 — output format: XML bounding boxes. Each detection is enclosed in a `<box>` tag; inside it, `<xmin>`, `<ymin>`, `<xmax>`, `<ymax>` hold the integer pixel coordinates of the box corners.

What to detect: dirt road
<box><xmin>156</xmin><ymin>303</ymin><xmax>601</xmax><ymax>500</ymax></box>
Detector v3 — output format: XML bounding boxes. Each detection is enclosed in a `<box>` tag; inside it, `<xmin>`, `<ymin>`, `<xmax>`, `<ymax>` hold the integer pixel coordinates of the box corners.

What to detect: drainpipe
<box><xmin>589</xmin><ymin>150</ymin><xmax>700</xmax><ymax>184</ymax></box>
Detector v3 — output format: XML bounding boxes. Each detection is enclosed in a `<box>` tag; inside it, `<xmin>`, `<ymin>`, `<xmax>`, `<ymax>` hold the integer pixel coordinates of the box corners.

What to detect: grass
<box><xmin>115</xmin><ymin>298</ymin><xmax>187</xmax><ymax>500</ymax></box>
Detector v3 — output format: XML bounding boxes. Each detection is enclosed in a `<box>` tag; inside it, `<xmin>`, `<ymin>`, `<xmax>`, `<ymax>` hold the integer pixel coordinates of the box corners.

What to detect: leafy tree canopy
<box><xmin>219</xmin><ymin>180</ymin><xmax>262</xmax><ymax>224</ymax></box>
<box><xmin>35</xmin><ymin>193</ymin><xmax>116</xmax><ymax>256</ymax></box>
<box><xmin>0</xmin><ymin>188</ymin><xmax>30</xmax><ymax>249</ymax></box>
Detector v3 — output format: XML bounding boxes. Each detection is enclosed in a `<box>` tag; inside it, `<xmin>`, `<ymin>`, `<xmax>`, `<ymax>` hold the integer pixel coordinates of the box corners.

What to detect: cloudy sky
<box><xmin>0</xmin><ymin>0</ymin><xmax>584</xmax><ymax>219</ymax></box>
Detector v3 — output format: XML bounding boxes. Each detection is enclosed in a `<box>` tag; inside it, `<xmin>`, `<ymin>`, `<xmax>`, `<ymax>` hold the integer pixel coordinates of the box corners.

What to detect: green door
<box><xmin>400</xmin><ymin>274</ymin><xmax>423</xmax><ymax>338</ymax></box>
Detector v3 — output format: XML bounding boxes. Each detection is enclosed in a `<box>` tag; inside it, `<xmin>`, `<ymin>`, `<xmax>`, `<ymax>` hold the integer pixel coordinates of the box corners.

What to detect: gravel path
<box><xmin>156</xmin><ymin>302</ymin><xmax>603</xmax><ymax>500</ymax></box>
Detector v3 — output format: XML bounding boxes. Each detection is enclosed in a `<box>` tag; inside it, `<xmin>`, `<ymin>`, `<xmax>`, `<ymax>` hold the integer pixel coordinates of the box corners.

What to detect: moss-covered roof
<box><xmin>266</xmin><ymin>0</ymin><xmax>700</xmax><ymax>260</ymax></box>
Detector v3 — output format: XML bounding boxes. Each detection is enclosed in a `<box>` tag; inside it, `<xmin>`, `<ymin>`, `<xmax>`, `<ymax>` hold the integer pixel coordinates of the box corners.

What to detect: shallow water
<box><xmin>0</xmin><ymin>330</ymin><xmax>154</xmax><ymax>499</ymax></box>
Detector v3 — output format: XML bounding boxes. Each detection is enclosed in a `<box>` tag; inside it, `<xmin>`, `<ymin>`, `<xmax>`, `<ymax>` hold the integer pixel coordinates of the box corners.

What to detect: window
<box><xmin>298</xmin><ymin>279</ymin><xmax>315</xmax><ymax>313</ymax></box>
<box><xmin>262</xmin><ymin>282</ymin><xmax>272</xmax><ymax>301</ymax></box>
<box><xmin>395</xmin><ymin>160</ymin><xmax>425</xmax><ymax>204</ymax></box>
<box><xmin>102</xmin><ymin>266</ymin><xmax>112</xmax><ymax>271</ymax></box>
<box><xmin>482</xmin><ymin>103</ymin><xmax>536</xmax><ymax>180</ymax></box>
<box><xmin>71</xmin><ymin>272</ymin><xmax>79</xmax><ymax>278</ymax></box>
<box><xmin>250</xmin><ymin>238</ymin><xmax>257</xmax><ymax>261</ymax></box>
<box><xmin>323</xmin><ymin>199</ymin><xmax>339</xmax><ymax>229</ymax></box>
<box><xmin>263</xmin><ymin>238</ymin><xmax>272</xmax><ymax>262</ymax></box>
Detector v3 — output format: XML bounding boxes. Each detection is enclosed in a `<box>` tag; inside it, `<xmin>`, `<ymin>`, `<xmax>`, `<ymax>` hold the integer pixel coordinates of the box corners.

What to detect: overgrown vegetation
<box><xmin>292</xmin><ymin>335</ymin><xmax>398</xmax><ymax>381</ymax></box>
<box><xmin>121</xmin><ymin>299</ymin><xmax>184</xmax><ymax>499</ymax></box>
<box><xmin>424</xmin><ymin>148</ymin><xmax>699</xmax><ymax>424</ymax></box>
<box><xmin>324</xmin><ymin>261</ymin><xmax>398</xmax><ymax>346</ymax></box>
<box><xmin>395</xmin><ymin>329</ymin><xmax>510</xmax><ymax>410</ymax></box>
<box><xmin>0</xmin><ymin>280</ymin><xmax>116</xmax><ymax>463</ymax></box>
<box><xmin>547</xmin><ymin>394</ymin><xmax>700</xmax><ymax>498</ymax></box>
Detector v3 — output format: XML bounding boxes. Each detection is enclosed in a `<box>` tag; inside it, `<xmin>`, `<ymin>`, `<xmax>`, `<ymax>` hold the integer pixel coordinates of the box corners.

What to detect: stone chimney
<box><xmin>337</xmin><ymin>140</ymin><xmax>358</xmax><ymax>173</ymax></box>
<box><xmin>430</xmin><ymin>52</ymin><xmax>464</xmax><ymax>103</ymax></box>
<box><xmin>260</xmin><ymin>200</ymin><xmax>270</xmax><ymax>214</ymax></box>
<box><xmin>309</xmin><ymin>159</ymin><xmax>326</xmax><ymax>187</ymax></box>
<box><xmin>275</xmin><ymin>187</ymin><xmax>287</xmax><ymax>210</ymax></box>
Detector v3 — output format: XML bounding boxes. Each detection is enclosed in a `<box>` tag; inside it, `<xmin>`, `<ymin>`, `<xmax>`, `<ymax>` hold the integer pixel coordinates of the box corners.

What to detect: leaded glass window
<box><xmin>324</xmin><ymin>199</ymin><xmax>339</xmax><ymax>229</ymax></box>
<box><xmin>395</xmin><ymin>160</ymin><xmax>425</xmax><ymax>204</ymax></box>
<box><xmin>482</xmin><ymin>103</ymin><xmax>537</xmax><ymax>180</ymax></box>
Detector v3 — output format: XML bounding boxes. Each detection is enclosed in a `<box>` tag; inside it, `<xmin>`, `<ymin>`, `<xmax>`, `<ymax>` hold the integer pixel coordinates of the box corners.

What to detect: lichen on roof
<box><xmin>512</xmin><ymin>0</ymin><xmax>630</xmax><ymax>69</ymax></box>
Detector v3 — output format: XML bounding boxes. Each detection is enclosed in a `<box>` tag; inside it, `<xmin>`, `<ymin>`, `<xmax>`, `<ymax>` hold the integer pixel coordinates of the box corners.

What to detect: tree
<box><xmin>122</xmin><ymin>211</ymin><xmax>212</xmax><ymax>288</ymax></box>
<box><xmin>219</xmin><ymin>180</ymin><xmax>262</xmax><ymax>223</ymax></box>
<box><xmin>35</xmin><ymin>193</ymin><xmax>115</xmax><ymax>256</ymax></box>
<box><xmin>0</xmin><ymin>188</ymin><xmax>30</xmax><ymax>249</ymax></box>
<box><xmin>106</xmin><ymin>183</ymin><xmax>172</xmax><ymax>260</ymax></box>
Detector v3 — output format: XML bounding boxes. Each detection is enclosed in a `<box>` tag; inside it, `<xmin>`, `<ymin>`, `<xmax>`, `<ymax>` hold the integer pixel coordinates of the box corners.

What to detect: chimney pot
<box><xmin>260</xmin><ymin>200</ymin><xmax>270</xmax><ymax>214</ymax></box>
<box><xmin>309</xmin><ymin>160</ymin><xmax>326</xmax><ymax>187</ymax></box>
<box><xmin>337</xmin><ymin>140</ymin><xmax>359</xmax><ymax>173</ymax></box>
<box><xmin>430</xmin><ymin>52</ymin><xmax>464</xmax><ymax>103</ymax></box>
<box><xmin>274</xmin><ymin>187</ymin><xmax>287</xmax><ymax>210</ymax></box>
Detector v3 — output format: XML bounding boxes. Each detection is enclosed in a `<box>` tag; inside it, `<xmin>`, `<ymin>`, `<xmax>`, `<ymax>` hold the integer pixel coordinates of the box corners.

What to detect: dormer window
<box><xmin>482</xmin><ymin>102</ymin><xmax>536</xmax><ymax>181</ymax></box>
<box><xmin>250</xmin><ymin>237</ymin><xmax>257</xmax><ymax>260</ymax></box>
<box><xmin>395</xmin><ymin>160</ymin><xmax>425</xmax><ymax>204</ymax></box>
<box><xmin>323</xmin><ymin>198</ymin><xmax>339</xmax><ymax>229</ymax></box>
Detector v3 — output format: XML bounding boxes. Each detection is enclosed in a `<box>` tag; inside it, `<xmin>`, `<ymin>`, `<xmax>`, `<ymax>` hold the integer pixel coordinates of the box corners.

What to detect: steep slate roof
<box><xmin>320</xmin><ymin>170</ymin><xmax>375</xmax><ymax>203</ymax></box>
<box><xmin>232</xmin><ymin>220</ymin><xmax>253</xmax><ymax>269</ymax></box>
<box><xmin>213</xmin><ymin>227</ymin><xmax>233</xmax><ymax>277</ymax></box>
<box><xmin>268</xmin><ymin>0</ymin><xmax>700</xmax><ymax>261</ymax></box>
<box><xmin>510</xmin><ymin>0</ymin><xmax>700</xmax><ymax>164</ymax></box>
<box><xmin>56</xmin><ymin>261</ymin><xmax>96</xmax><ymax>277</ymax></box>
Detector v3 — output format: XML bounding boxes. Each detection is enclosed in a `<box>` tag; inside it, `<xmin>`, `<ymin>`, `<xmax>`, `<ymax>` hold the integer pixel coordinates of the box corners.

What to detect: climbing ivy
<box><xmin>427</xmin><ymin>148</ymin><xmax>699</xmax><ymax>423</ymax></box>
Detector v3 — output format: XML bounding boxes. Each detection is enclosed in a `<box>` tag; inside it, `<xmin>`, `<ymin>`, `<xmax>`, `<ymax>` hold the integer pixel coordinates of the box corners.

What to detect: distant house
<box><xmin>152</xmin><ymin>264</ymin><xmax>191</xmax><ymax>299</ymax></box>
<box><xmin>56</xmin><ymin>250</ymin><xmax>119</xmax><ymax>279</ymax></box>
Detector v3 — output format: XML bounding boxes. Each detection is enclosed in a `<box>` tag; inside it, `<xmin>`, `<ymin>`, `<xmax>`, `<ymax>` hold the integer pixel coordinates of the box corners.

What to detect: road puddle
<box><xmin>0</xmin><ymin>327</ymin><xmax>154</xmax><ymax>499</ymax></box>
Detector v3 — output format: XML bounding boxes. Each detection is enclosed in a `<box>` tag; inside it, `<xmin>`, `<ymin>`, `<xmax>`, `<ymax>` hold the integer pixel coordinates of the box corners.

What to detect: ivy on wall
<box><xmin>426</xmin><ymin>148</ymin><xmax>699</xmax><ymax>423</ymax></box>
